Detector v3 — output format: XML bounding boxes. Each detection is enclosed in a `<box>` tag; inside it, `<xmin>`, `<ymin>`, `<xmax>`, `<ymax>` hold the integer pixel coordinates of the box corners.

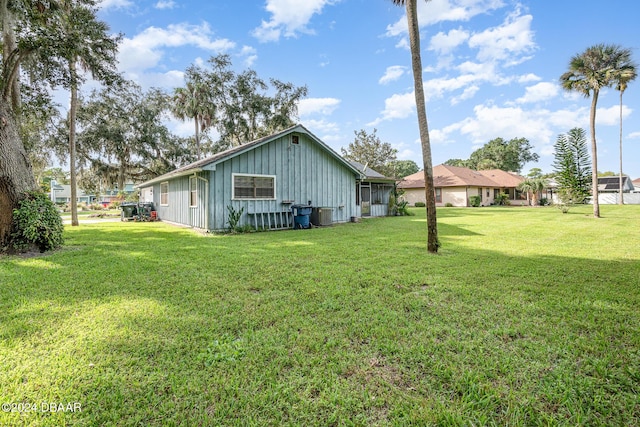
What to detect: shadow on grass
<box><xmin>1</xmin><ymin>213</ymin><xmax>639</xmax><ymax>425</ymax></box>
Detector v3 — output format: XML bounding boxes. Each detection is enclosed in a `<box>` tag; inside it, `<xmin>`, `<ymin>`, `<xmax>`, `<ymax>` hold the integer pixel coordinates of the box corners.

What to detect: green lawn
<box><xmin>1</xmin><ymin>206</ymin><xmax>639</xmax><ymax>426</ymax></box>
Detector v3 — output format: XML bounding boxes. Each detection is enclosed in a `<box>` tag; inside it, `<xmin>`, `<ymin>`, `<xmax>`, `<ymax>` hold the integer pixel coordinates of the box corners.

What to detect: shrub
<box><xmin>538</xmin><ymin>197</ymin><xmax>550</xmax><ymax>206</ymax></box>
<box><xmin>227</xmin><ymin>205</ymin><xmax>245</xmax><ymax>232</ymax></box>
<box><xmin>414</xmin><ymin>202</ymin><xmax>426</xmax><ymax>207</ymax></box>
<box><xmin>445</xmin><ymin>202</ymin><xmax>454</xmax><ymax>207</ymax></box>
<box><xmin>10</xmin><ymin>191</ymin><xmax>64</xmax><ymax>253</ymax></box>
<box><xmin>494</xmin><ymin>192</ymin><xmax>510</xmax><ymax>206</ymax></box>
<box><xmin>469</xmin><ymin>195</ymin><xmax>481</xmax><ymax>207</ymax></box>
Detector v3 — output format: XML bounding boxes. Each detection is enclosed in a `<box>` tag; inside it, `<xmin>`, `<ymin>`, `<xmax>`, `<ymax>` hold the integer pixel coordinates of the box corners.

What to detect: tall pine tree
<box><xmin>552</xmin><ymin>128</ymin><xmax>592</xmax><ymax>202</ymax></box>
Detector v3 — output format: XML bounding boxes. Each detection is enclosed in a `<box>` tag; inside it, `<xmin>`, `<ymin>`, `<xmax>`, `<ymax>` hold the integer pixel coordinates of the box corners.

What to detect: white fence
<box><xmin>597</xmin><ymin>193</ymin><xmax>640</xmax><ymax>205</ymax></box>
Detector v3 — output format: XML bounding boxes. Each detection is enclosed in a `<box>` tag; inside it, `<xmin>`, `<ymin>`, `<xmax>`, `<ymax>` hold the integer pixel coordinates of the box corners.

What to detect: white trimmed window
<box><xmin>160</xmin><ymin>182</ymin><xmax>169</xmax><ymax>206</ymax></box>
<box><xmin>233</xmin><ymin>174</ymin><xmax>275</xmax><ymax>199</ymax></box>
<box><xmin>189</xmin><ymin>177</ymin><xmax>198</xmax><ymax>207</ymax></box>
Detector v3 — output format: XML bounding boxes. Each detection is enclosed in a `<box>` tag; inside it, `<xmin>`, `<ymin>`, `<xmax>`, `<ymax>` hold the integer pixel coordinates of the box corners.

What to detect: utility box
<box><xmin>311</xmin><ymin>207</ymin><xmax>332</xmax><ymax>226</ymax></box>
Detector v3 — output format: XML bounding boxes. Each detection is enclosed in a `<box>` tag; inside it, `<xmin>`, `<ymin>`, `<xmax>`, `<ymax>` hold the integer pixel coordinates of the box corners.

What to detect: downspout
<box><xmin>195</xmin><ymin>174</ymin><xmax>209</xmax><ymax>230</ymax></box>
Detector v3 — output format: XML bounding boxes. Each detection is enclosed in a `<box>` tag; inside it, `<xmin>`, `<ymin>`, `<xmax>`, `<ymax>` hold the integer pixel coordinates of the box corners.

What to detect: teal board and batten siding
<box><xmin>149</xmin><ymin>172</ymin><xmax>208</xmax><ymax>229</ymax></box>
<box><xmin>206</xmin><ymin>133</ymin><xmax>357</xmax><ymax>230</ymax></box>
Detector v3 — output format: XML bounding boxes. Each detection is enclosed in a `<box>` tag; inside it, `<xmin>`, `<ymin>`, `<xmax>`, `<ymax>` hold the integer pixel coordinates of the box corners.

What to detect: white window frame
<box><xmin>189</xmin><ymin>176</ymin><xmax>198</xmax><ymax>208</ymax></box>
<box><xmin>232</xmin><ymin>173</ymin><xmax>276</xmax><ymax>200</ymax></box>
<box><xmin>160</xmin><ymin>181</ymin><xmax>169</xmax><ymax>206</ymax></box>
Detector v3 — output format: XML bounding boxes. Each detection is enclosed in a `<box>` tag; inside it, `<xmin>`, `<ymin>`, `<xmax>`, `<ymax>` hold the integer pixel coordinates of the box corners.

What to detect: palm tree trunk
<box><xmin>69</xmin><ymin>58</ymin><xmax>79</xmax><ymax>226</ymax></box>
<box><xmin>619</xmin><ymin>89</ymin><xmax>624</xmax><ymax>205</ymax></box>
<box><xmin>589</xmin><ymin>90</ymin><xmax>600</xmax><ymax>218</ymax></box>
<box><xmin>405</xmin><ymin>0</ymin><xmax>438</xmax><ymax>253</ymax></box>
<box><xmin>194</xmin><ymin>115</ymin><xmax>201</xmax><ymax>160</ymax></box>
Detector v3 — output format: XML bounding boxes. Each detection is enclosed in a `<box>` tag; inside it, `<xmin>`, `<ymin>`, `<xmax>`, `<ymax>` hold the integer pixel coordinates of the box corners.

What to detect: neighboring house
<box><xmin>100</xmin><ymin>182</ymin><xmax>136</xmax><ymax>206</ymax></box>
<box><xmin>595</xmin><ymin>176</ymin><xmax>640</xmax><ymax>204</ymax></box>
<box><xmin>49</xmin><ymin>180</ymin><xmax>95</xmax><ymax>204</ymax></box>
<box><xmin>633</xmin><ymin>178</ymin><xmax>640</xmax><ymax>191</ymax></box>
<box><xmin>348</xmin><ymin>160</ymin><xmax>396</xmax><ymax>217</ymax></box>
<box><xmin>136</xmin><ymin>125</ymin><xmax>371</xmax><ymax>231</ymax></box>
<box><xmin>398</xmin><ymin>164</ymin><xmax>526</xmax><ymax>207</ymax></box>
<box><xmin>597</xmin><ymin>176</ymin><xmax>634</xmax><ymax>193</ymax></box>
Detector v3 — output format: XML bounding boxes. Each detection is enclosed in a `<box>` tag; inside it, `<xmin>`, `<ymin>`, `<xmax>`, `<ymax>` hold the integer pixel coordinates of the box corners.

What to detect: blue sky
<box><xmin>95</xmin><ymin>0</ymin><xmax>640</xmax><ymax>178</ymax></box>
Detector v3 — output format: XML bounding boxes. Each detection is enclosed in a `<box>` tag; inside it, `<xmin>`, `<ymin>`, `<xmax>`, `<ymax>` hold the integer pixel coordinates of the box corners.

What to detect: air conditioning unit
<box><xmin>311</xmin><ymin>207</ymin><xmax>332</xmax><ymax>226</ymax></box>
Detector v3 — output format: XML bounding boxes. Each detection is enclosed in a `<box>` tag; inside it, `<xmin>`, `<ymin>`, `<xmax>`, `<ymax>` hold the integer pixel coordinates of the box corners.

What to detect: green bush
<box><xmin>469</xmin><ymin>195</ymin><xmax>481</xmax><ymax>207</ymax></box>
<box><xmin>494</xmin><ymin>192</ymin><xmax>510</xmax><ymax>206</ymax></box>
<box><xmin>11</xmin><ymin>191</ymin><xmax>64</xmax><ymax>252</ymax></box>
<box><xmin>414</xmin><ymin>202</ymin><xmax>426</xmax><ymax>207</ymax></box>
<box><xmin>444</xmin><ymin>202</ymin><xmax>454</xmax><ymax>207</ymax></box>
<box><xmin>227</xmin><ymin>205</ymin><xmax>245</xmax><ymax>232</ymax></box>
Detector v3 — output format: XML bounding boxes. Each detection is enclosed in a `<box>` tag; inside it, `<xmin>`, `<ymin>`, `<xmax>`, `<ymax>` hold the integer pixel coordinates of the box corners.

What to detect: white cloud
<box><xmin>252</xmin><ymin>0</ymin><xmax>337</xmax><ymax>43</ymax></box>
<box><xmin>518</xmin><ymin>73</ymin><xmax>541</xmax><ymax>83</ymax></box>
<box><xmin>428</xmin><ymin>28</ymin><xmax>469</xmax><ymax>54</ymax></box>
<box><xmin>155</xmin><ymin>0</ymin><xmax>177</xmax><ymax>9</ymax></box>
<box><xmin>516</xmin><ymin>82</ymin><xmax>559</xmax><ymax>104</ymax></box>
<box><xmin>379</xmin><ymin>66</ymin><xmax>407</xmax><ymax>85</ymax></box>
<box><xmin>448</xmin><ymin>104</ymin><xmax>557</xmax><ymax>145</ymax></box>
<box><xmin>118</xmin><ymin>23</ymin><xmax>235</xmax><ymax>72</ymax></box>
<box><xmin>99</xmin><ymin>0</ymin><xmax>133</xmax><ymax>10</ymax></box>
<box><xmin>628</xmin><ymin>131</ymin><xmax>640</xmax><ymax>139</ymax></box>
<box><xmin>304</xmin><ymin>119</ymin><xmax>340</xmax><ymax>137</ymax></box>
<box><xmin>451</xmin><ymin>85</ymin><xmax>479</xmax><ymax>104</ymax></box>
<box><xmin>596</xmin><ymin>105</ymin><xmax>632</xmax><ymax>126</ymax></box>
<box><xmin>468</xmin><ymin>11</ymin><xmax>535</xmax><ymax>65</ymax></box>
<box><xmin>298</xmin><ymin>98</ymin><xmax>341</xmax><ymax>116</ymax></box>
<box><xmin>239</xmin><ymin>46</ymin><xmax>258</xmax><ymax>67</ymax></box>
<box><xmin>368</xmin><ymin>91</ymin><xmax>415</xmax><ymax>126</ymax></box>
<box><xmin>126</xmin><ymin>70</ymin><xmax>185</xmax><ymax>90</ymax></box>
<box><xmin>386</xmin><ymin>0</ymin><xmax>505</xmax><ymax>37</ymax></box>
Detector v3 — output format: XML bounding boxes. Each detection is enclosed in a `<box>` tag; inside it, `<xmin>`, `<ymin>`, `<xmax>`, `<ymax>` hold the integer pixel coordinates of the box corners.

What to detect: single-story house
<box><xmin>398</xmin><ymin>164</ymin><xmax>526</xmax><ymax>207</ymax></box>
<box><xmin>136</xmin><ymin>125</ymin><xmax>390</xmax><ymax>231</ymax></box>
<box><xmin>348</xmin><ymin>160</ymin><xmax>396</xmax><ymax>217</ymax></box>
<box><xmin>49</xmin><ymin>180</ymin><xmax>95</xmax><ymax>204</ymax></box>
<box><xmin>633</xmin><ymin>178</ymin><xmax>640</xmax><ymax>190</ymax></box>
<box><xmin>597</xmin><ymin>176</ymin><xmax>634</xmax><ymax>193</ymax></box>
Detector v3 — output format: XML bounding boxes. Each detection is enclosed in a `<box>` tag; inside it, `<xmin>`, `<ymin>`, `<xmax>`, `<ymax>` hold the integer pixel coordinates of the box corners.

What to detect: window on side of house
<box><xmin>232</xmin><ymin>174</ymin><xmax>275</xmax><ymax>199</ymax></box>
<box><xmin>435</xmin><ymin>188</ymin><xmax>442</xmax><ymax>203</ymax></box>
<box><xmin>160</xmin><ymin>182</ymin><xmax>169</xmax><ymax>206</ymax></box>
<box><xmin>189</xmin><ymin>177</ymin><xmax>197</xmax><ymax>207</ymax></box>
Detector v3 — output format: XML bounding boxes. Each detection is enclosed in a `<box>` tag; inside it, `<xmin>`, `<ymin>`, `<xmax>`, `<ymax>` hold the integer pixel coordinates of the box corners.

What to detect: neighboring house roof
<box><xmin>477</xmin><ymin>169</ymin><xmax>525</xmax><ymax>188</ymax></box>
<box><xmin>136</xmin><ymin>124</ymin><xmax>361</xmax><ymax>188</ymax></box>
<box><xmin>597</xmin><ymin>176</ymin><xmax>633</xmax><ymax>191</ymax></box>
<box><xmin>348</xmin><ymin>160</ymin><xmax>395</xmax><ymax>182</ymax></box>
<box><xmin>398</xmin><ymin>164</ymin><xmax>523</xmax><ymax>189</ymax></box>
<box><xmin>633</xmin><ymin>178</ymin><xmax>640</xmax><ymax>187</ymax></box>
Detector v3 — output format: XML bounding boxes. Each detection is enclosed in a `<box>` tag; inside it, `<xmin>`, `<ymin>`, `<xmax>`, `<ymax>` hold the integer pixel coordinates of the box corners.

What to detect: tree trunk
<box><xmin>619</xmin><ymin>89</ymin><xmax>624</xmax><ymax>205</ymax></box>
<box><xmin>590</xmin><ymin>90</ymin><xmax>600</xmax><ymax>218</ymax></box>
<box><xmin>0</xmin><ymin>99</ymin><xmax>37</xmax><ymax>245</ymax></box>
<box><xmin>195</xmin><ymin>115</ymin><xmax>201</xmax><ymax>160</ymax></box>
<box><xmin>69</xmin><ymin>59</ymin><xmax>79</xmax><ymax>226</ymax></box>
<box><xmin>405</xmin><ymin>0</ymin><xmax>438</xmax><ymax>253</ymax></box>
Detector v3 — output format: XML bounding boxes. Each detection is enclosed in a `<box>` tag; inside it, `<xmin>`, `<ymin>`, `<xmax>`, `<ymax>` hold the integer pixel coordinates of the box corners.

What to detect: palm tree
<box><xmin>392</xmin><ymin>0</ymin><xmax>438</xmax><ymax>253</ymax></box>
<box><xmin>560</xmin><ymin>44</ymin><xmax>631</xmax><ymax>218</ymax></box>
<box><xmin>172</xmin><ymin>77</ymin><xmax>214</xmax><ymax>160</ymax></box>
<box><xmin>613</xmin><ymin>51</ymin><xmax>637</xmax><ymax>205</ymax></box>
<box><xmin>60</xmin><ymin>0</ymin><xmax>120</xmax><ymax>226</ymax></box>
<box><xmin>517</xmin><ymin>178</ymin><xmax>548</xmax><ymax>207</ymax></box>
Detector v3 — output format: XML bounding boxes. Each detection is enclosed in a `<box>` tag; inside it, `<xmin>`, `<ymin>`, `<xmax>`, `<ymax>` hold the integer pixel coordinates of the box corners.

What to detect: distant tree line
<box><xmin>444</xmin><ymin>137</ymin><xmax>539</xmax><ymax>174</ymax></box>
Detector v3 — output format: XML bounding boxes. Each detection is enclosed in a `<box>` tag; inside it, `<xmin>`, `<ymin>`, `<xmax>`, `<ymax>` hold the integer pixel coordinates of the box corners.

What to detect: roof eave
<box><xmin>135</xmin><ymin>168</ymin><xmax>203</xmax><ymax>188</ymax></box>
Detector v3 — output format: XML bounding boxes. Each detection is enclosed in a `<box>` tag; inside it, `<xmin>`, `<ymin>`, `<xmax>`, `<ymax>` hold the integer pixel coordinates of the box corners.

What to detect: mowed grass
<box><xmin>1</xmin><ymin>205</ymin><xmax>639</xmax><ymax>426</ymax></box>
